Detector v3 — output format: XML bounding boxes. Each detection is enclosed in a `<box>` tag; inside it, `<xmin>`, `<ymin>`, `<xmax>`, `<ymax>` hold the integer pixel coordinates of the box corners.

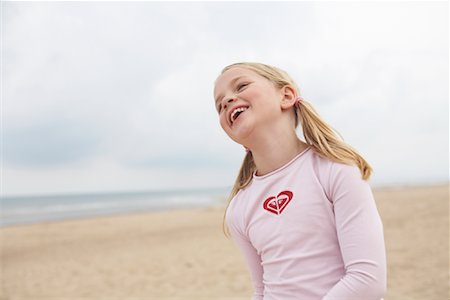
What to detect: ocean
<box><xmin>1</xmin><ymin>187</ymin><xmax>230</xmax><ymax>227</ymax></box>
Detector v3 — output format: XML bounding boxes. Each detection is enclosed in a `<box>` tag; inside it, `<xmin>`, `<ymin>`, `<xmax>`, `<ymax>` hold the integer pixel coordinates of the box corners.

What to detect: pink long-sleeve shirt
<box><xmin>225</xmin><ymin>146</ymin><xmax>387</xmax><ymax>300</ymax></box>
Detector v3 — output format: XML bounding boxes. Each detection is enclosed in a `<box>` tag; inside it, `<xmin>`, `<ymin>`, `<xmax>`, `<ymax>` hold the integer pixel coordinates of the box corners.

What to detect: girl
<box><xmin>213</xmin><ymin>62</ymin><xmax>387</xmax><ymax>300</ymax></box>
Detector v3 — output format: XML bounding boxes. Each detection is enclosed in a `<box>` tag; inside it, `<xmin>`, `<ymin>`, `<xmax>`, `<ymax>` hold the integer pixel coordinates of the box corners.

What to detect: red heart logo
<box><xmin>263</xmin><ymin>191</ymin><xmax>294</xmax><ymax>215</ymax></box>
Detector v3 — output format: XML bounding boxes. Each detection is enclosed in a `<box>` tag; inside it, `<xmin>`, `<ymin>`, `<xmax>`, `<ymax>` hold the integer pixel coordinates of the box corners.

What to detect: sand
<box><xmin>1</xmin><ymin>184</ymin><xmax>448</xmax><ymax>300</ymax></box>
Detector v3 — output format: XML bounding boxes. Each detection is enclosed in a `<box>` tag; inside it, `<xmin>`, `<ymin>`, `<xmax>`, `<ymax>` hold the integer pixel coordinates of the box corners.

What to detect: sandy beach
<box><xmin>1</xmin><ymin>184</ymin><xmax>448</xmax><ymax>300</ymax></box>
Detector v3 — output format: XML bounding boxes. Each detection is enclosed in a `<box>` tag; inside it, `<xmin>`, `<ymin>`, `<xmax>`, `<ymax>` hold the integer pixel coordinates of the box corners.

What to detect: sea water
<box><xmin>0</xmin><ymin>187</ymin><xmax>230</xmax><ymax>227</ymax></box>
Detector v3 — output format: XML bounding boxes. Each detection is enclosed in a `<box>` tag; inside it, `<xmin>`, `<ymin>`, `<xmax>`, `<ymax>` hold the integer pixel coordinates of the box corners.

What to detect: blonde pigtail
<box><xmin>295</xmin><ymin>100</ymin><xmax>373</xmax><ymax>181</ymax></box>
<box><xmin>222</xmin><ymin>150</ymin><xmax>256</xmax><ymax>237</ymax></box>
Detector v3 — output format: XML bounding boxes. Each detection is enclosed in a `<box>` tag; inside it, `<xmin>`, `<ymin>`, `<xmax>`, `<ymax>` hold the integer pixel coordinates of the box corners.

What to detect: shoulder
<box><xmin>308</xmin><ymin>149</ymin><xmax>367</xmax><ymax>200</ymax></box>
<box><xmin>308</xmin><ymin>149</ymin><xmax>361</xmax><ymax>182</ymax></box>
<box><xmin>309</xmin><ymin>148</ymin><xmax>362</xmax><ymax>179</ymax></box>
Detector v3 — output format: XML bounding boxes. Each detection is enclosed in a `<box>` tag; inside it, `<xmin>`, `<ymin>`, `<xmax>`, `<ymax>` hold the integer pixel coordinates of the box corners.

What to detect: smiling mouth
<box><xmin>230</xmin><ymin>106</ymin><xmax>249</xmax><ymax>125</ymax></box>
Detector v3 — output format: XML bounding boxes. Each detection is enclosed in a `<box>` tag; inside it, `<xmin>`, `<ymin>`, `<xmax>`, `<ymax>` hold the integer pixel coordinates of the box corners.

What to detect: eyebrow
<box><xmin>214</xmin><ymin>76</ymin><xmax>247</xmax><ymax>107</ymax></box>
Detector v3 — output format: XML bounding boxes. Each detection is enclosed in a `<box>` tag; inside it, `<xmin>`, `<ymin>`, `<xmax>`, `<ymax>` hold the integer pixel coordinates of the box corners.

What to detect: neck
<box><xmin>245</xmin><ymin>127</ymin><xmax>309</xmax><ymax>176</ymax></box>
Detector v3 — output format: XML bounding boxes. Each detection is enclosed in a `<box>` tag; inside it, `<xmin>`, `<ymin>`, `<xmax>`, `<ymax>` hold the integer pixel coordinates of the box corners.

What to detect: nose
<box><xmin>222</xmin><ymin>96</ymin><xmax>237</xmax><ymax>110</ymax></box>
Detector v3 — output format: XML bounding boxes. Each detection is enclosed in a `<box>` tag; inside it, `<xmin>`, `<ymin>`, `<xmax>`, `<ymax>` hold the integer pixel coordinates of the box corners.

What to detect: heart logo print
<box><xmin>263</xmin><ymin>190</ymin><xmax>294</xmax><ymax>215</ymax></box>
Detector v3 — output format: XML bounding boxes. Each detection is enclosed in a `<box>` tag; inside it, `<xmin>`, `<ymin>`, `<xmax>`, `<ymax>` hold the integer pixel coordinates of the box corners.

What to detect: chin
<box><xmin>228</xmin><ymin>123</ymin><xmax>254</xmax><ymax>144</ymax></box>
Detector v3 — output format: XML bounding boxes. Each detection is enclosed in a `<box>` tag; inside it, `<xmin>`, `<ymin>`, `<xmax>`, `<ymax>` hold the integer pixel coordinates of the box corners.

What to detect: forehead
<box><xmin>214</xmin><ymin>67</ymin><xmax>261</xmax><ymax>95</ymax></box>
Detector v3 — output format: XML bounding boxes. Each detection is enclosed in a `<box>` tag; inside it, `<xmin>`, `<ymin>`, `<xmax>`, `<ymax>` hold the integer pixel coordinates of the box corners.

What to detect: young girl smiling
<box><xmin>214</xmin><ymin>62</ymin><xmax>386</xmax><ymax>300</ymax></box>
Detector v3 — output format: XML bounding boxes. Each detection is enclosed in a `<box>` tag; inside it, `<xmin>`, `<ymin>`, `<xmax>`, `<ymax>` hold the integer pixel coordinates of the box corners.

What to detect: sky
<box><xmin>2</xmin><ymin>1</ymin><xmax>449</xmax><ymax>196</ymax></box>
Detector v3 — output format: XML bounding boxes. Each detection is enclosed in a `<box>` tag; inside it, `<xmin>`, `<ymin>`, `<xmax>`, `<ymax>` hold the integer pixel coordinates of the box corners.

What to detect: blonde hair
<box><xmin>218</xmin><ymin>62</ymin><xmax>373</xmax><ymax>237</ymax></box>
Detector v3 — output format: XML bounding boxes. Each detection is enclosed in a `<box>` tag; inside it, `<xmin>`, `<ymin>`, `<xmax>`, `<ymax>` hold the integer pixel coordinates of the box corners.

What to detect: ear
<box><xmin>279</xmin><ymin>85</ymin><xmax>297</xmax><ymax>110</ymax></box>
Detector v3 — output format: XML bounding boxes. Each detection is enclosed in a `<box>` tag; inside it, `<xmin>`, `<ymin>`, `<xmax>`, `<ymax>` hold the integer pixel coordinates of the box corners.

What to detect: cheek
<box><xmin>240</xmin><ymin>87</ymin><xmax>258</xmax><ymax>99</ymax></box>
<box><xmin>243</xmin><ymin>83</ymin><xmax>269</xmax><ymax>99</ymax></box>
<box><xmin>219</xmin><ymin>114</ymin><xmax>228</xmax><ymax>129</ymax></box>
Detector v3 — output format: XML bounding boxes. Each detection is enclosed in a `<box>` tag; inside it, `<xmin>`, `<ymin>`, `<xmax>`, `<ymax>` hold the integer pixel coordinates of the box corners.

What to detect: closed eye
<box><xmin>237</xmin><ymin>82</ymin><xmax>249</xmax><ymax>91</ymax></box>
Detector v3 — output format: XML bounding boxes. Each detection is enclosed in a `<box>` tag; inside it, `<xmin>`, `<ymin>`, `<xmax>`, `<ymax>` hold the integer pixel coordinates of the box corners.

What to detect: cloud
<box><xmin>4</xmin><ymin>116</ymin><xmax>104</xmax><ymax>167</ymax></box>
<box><xmin>3</xmin><ymin>1</ymin><xmax>448</xmax><ymax>195</ymax></box>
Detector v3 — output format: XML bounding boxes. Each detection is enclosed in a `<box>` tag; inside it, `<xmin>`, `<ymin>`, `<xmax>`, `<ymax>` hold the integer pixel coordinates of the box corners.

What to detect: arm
<box><xmin>228</xmin><ymin>222</ymin><xmax>264</xmax><ymax>300</ymax></box>
<box><xmin>323</xmin><ymin>163</ymin><xmax>387</xmax><ymax>300</ymax></box>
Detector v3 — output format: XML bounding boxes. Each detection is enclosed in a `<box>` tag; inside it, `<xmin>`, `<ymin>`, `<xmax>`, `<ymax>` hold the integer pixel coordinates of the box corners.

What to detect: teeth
<box><xmin>231</xmin><ymin>107</ymin><xmax>248</xmax><ymax>123</ymax></box>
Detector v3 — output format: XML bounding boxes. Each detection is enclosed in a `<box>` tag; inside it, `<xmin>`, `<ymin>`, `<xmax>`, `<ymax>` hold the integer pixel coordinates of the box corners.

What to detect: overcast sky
<box><xmin>3</xmin><ymin>1</ymin><xmax>448</xmax><ymax>196</ymax></box>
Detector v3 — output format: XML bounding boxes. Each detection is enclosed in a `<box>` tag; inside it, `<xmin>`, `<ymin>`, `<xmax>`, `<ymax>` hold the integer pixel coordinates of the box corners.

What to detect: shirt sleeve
<box><xmin>227</xmin><ymin>209</ymin><xmax>264</xmax><ymax>300</ymax></box>
<box><xmin>322</xmin><ymin>162</ymin><xmax>387</xmax><ymax>300</ymax></box>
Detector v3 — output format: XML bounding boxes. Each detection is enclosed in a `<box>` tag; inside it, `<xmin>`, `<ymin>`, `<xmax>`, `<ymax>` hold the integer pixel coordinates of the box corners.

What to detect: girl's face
<box><xmin>214</xmin><ymin>67</ymin><xmax>285</xmax><ymax>144</ymax></box>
